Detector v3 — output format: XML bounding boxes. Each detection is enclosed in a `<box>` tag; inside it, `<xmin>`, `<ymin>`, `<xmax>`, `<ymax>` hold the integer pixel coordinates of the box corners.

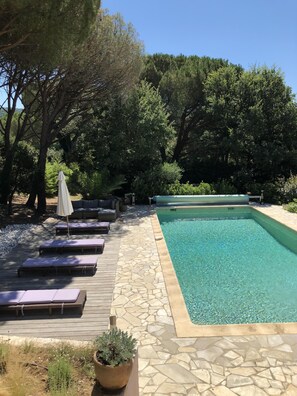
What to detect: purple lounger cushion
<box><xmin>18</xmin><ymin>256</ymin><xmax>98</xmax><ymax>277</ymax></box>
<box><xmin>0</xmin><ymin>289</ymin><xmax>86</xmax><ymax>316</ymax></box>
<box><xmin>40</xmin><ymin>239</ymin><xmax>104</xmax><ymax>248</ymax></box>
<box><xmin>56</xmin><ymin>222</ymin><xmax>109</xmax><ymax>229</ymax></box>
<box><xmin>54</xmin><ymin>256</ymin><xmax>98</xmax><ymax>266</ymax></box>
<box><xmin>19</xmin><ymin>290</ymin><xmax>57</xmax><ymax>304</ymax></box>
<box><xmin>52</xmin><ymin>289</ymin><xmax>80</xmax><ymax>303</ymax></box>
<box><xmin>22</xmin><ymin>258</ymin><xmax>59</xmax><ymax>267</ymax></box>
<box><xmin>0</xmin><ymin>291</ymin><xmax>25</xmax><ymax>305</ymax></box>
<box><xmin>39</xmin><ymin>239</ymin><xmax>104</xmax><ymax>256</ymax></box>
<box><xmin>22</xmin><ymin>256</ymin><xmax>98</xmax><ymax>267</ymax></box>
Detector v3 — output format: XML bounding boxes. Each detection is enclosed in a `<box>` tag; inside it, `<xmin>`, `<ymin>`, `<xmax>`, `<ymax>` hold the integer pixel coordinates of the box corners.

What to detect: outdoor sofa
<box><xmin>18</xmin><ymin>255</ymin><xmax>99</xmax><ymax>277</ymax></box>
<box><xmin>69</xmin><ymin>199</ymin><xmax>119</xmax><ymax>221</ymax></box>
<box><xmin>0</xmin><ymin>289</ymin><xmax>87</xmax><ymax>316</ymax></box>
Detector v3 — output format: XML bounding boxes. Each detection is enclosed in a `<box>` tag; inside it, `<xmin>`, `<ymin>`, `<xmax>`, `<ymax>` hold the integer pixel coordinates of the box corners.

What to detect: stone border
<box><xmin>151</xmin><ymin>210</ymin><xmax>297</xmax><ymax>337</ymax></box>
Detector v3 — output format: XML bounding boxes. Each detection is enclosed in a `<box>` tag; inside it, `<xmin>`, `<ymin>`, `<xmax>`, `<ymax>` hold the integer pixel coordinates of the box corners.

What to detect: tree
<box><xmin>203</xmin><ymin>66</ymin><xmax>297</xmax><ymax>188</ymax></box>
<box><xmin>0</xmin><ymin>0</ymin><xmax>100</xmax><ymax>66</ymax></box>
<box><xmin>6</xmin><ymin>142</ymin><xmax>36</xmax><ymax>214</ymax></box>
<box><xmin>142</xmin><ymin>55</ymin><xmax>230</xmax><ymax>164</ymax></box>
<box><xmin>62</xmin><ymin>80</ymin><xmax>174</xmax><ymax>192</ymax></box>
<box><xmin>0</xmin><ymin>58</ymin><xmax>39</xmax><ymax>205</ymax></box>
<box><xmin>26</xmin><ymin>12</ymin><xmax>143</xmax><ymax>214</ymax></box>
<box><xmin>119</xmin><ymin>81</ymin><xmax>175</xmax><ymax>180</ymax></box>
<box><xmin>185</xmin><ymin>65</ymin><xmax>244</xmax><ymax>182</ymax></box>
<box><xmin>0</xmin><ymin>0</ymin><xmax>101</xmax><ymax>206</ymax></box>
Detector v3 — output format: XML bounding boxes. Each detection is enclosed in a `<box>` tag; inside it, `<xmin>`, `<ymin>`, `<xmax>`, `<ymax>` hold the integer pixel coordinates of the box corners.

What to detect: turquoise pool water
<box><xmin>158</xmin><ymin>207</ymin><xmax>297</xmax><ymax>325</ymax></box>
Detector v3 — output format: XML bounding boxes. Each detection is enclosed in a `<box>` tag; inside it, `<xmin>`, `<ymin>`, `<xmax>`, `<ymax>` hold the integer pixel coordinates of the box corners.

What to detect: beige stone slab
<box><xmin>154</xmin><ymin>363</ymin><xmax>200</xmax><ymax>383</ymax></box>
<box><xmin>212</xmin><ymin>386</ymin><xmax>238</xmax><ymax>396</ymax></box>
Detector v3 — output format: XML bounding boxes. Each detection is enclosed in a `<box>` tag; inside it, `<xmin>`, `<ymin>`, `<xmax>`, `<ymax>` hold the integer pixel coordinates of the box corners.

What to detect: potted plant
<box><xmin>93</xmin><ymin>328</ymin><xmax>137</xmax><ymax>390</ymax></box>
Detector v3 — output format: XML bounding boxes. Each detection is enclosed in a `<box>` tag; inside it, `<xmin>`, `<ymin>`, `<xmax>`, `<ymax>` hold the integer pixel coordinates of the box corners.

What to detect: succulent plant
<box><xmin>94</xmin><ymin>328</ymin><xmax>137</xmax><ymax>367</ymax></box>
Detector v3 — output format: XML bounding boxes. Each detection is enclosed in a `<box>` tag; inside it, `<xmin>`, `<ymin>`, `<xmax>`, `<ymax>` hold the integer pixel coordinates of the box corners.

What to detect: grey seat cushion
<box><xmin>72</xmin><ymin>200</ymin><xmax>84</xmax><ymax>209</ymax></box>
<box><xmin>83</xmin><ymin>200</ymin><xmax>99</xmax><ymax>208</ymax></box>
<box><xmin>98</xmin><ymin>199</ymin><xmax>113</xmax><ymax>209</ymax></box>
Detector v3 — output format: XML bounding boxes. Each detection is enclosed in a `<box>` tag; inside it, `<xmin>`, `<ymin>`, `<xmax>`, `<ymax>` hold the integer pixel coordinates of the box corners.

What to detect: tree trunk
<box><xmin>30</xmin><ymin>146</ymin><xmax>48</xmax><ymax>215</ymax></box>
<box><xmin>7</xmin><ymin>188</ymin><xmax>16</xmax><ymax>215</ymax></box>
<box><xmin>36</xmin><ymin>164</ymin><xmax>47</xmax><ymax>215</ymax></box>
<box><xmin>172</xmin><ymin>128</ymin><xmax>189</xmax><ymax>162</ymax></box>
<box><xmin>26</xmin><ymin>182</ymin><xmax>37</xmax><ymax>209</ymax></box>
<box><xmin>172</xmin><ymin>111</ymin><xmax>188</xmax><ymax>162</ymax></box>
<box><xmin>0</xmin><ymin>150</ymin><xmax>15</xmax><ymax>205</ymax></box>
<box><xmin>26</xmin><ymin>125</ymin><xmax>49</xmax><ymax>215</ymax></box>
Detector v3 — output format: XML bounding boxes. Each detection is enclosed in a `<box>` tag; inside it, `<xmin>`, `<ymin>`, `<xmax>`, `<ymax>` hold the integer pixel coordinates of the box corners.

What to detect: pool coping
<box><xmin>151</xmin><ymin>205</ymin><xmax>297</xmax><ymax>337</ymax></box>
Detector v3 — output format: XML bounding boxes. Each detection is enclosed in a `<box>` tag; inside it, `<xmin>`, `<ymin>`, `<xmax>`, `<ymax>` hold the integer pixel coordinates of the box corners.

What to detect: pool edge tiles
<box><xmin>151</xmin><ymin>207</ymin><xmax>297</xmax><ymax>337</ymax></box>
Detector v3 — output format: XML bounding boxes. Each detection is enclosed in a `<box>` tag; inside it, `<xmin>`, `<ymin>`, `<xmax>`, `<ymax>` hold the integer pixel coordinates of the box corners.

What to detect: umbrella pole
<box><xmin>66</xmin><ymin>215</ymin><xmax>70</xmax><ymax>238</ymax></box>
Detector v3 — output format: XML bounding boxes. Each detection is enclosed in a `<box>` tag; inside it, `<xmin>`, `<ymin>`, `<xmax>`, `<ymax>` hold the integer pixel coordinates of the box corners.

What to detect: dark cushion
<box><xmin>83</xmin><ymin>200</ymin><xmax>99</xmax><ymax>208</ymax></box>
<box><xmin>98</xmin><ymin>199</ymin><xmax>113</xmax><ymax>209</ymax></box>
<box><xmin>72</xmin><ymin>200</ymin><xmax>84</xmax><ymax>209</ymax></box>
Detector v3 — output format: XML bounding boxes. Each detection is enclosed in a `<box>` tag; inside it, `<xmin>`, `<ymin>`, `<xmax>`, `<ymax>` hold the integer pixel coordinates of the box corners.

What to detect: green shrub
<box><xmin>48</xmin><ymin>356</ymin><xmax>72</xmax><ymax>394</ymax></box>
<box><xmin>94</xmin><ymin>328</ymin><xmax>137</xmax><ymax>367</ymax></box>
<box><xmin>167</xmin><ymin>181</ymin><xmax>215</xmax><ymax>195</ymax></box>
<box><xmin>263</xmin><ymin>181</ymin><xmax>284</xmax><ymax>204</ymax></box>
<box><xmin>78</xmin><ymin>170</ymin><xmax>125</xmax><ymax>199</ymax></box>
<box><xmin>214</xmin><ymin>179</ymin><xmax>237</xmax><ymax>194</ymax></box>
<box><xmin>284</xmin><ymin>199</ymin><xmax>297</xmax><ymax>213</ymax></box>
<box><xmin>50</xmin><ymin>343</ymin><xmax>94</xmax><ymax>380</ymax></box>
<box><xmin>281</xmin><ymin>175</ymin><xmax>297</xmax><ymax>203</ymax></box>
<box><xmin>131</xmin><ymin>162</ymin><xmax>183</xmax><ymax>202</ymax></box>
<box><xmin>243</xmin><ymin>180</ymin><xmax>283</xmax><ymax>204</ymax></box>
<box><xmin>45</xmin><ymin>161</ymin><xmax>73</xmax><ymax>197</ymax></box>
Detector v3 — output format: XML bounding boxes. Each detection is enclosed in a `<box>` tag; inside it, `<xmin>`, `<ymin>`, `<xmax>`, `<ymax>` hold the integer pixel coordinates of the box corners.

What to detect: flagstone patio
<box><xmin>111</xmin><ymin>204</ymin><xmax>297</xmax><ymax>395</ymax></box>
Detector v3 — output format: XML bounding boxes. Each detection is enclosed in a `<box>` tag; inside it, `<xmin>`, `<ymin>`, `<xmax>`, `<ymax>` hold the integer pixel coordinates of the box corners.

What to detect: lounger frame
<box><xmin>39</xmin><ymin>239</ymin><xmax>105</xmax><ymax>255</ymax></box>
<box><xmin>0</xmin><ymin>290</ymin><xmax>87</xmax><ymax>316</ymax></box>
<box><xmin>55</xmin><ymin>222</ymin><xmax>110</xmax><ymax>235</ymax></box>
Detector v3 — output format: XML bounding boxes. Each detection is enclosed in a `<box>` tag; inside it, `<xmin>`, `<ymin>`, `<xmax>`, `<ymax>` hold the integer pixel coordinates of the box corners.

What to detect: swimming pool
<box><xmin>157</xmin><ymin>206</ymin><xmax>297</xmax><ymax>328</ymax></box>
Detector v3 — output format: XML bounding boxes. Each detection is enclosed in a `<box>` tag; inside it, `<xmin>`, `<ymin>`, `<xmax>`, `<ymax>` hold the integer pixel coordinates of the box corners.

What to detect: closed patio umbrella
<box><xmin>57</xmin><ymin>171</ymin><xmax>73</xmax><ymax>237</ymax></box>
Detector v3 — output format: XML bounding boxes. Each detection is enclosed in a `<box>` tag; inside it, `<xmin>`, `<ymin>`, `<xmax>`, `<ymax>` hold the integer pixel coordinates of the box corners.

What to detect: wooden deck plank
<box><xmin>0</xmin><ymin>221</ymin><xmax>122</xmax><ymax>341</ymax></box>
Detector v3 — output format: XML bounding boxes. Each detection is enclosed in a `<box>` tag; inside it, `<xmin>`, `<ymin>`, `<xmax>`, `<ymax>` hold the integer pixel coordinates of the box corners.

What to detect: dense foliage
<box><xmin>0</xmin><ymin>0</ymin><xmax>100</xmax><ymax>66</ymax></box>
<box><xmin>0</xmin><ymin>7</ymin><xmax>297</xmax><ymax>212</ymax></box>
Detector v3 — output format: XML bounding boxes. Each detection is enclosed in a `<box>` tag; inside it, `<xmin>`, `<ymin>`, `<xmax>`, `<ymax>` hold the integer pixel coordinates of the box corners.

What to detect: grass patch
<box><xmin>0</xmin><ymin>342</ymin><xmax>95</xmax><ymax>396</ymax></box>
<box><xmin>48</xmin><ymin>357</ymin><xmax>73</xmax><ymax>395</ymax></box>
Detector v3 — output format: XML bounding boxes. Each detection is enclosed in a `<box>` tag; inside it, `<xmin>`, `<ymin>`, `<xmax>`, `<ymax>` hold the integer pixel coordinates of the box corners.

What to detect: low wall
<box><xmin>152</xmin><ymin>194</ymin><xmax>249</xmax><ymax>206</ymax></box>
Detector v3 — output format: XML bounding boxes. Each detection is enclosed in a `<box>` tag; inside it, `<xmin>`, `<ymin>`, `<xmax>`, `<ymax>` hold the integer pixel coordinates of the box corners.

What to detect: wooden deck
<box><xmin>0</xmin><ymin>219</ymin><xmax>123</xmax><ymax>341</ymax></box>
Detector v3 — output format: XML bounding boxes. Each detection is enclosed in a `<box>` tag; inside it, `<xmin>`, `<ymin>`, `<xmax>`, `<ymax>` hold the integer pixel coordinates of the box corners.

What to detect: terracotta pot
<box><xmin>93</xmin><ymin>351</ymin><xmax>133</xmax><ymax>389</ymax></box>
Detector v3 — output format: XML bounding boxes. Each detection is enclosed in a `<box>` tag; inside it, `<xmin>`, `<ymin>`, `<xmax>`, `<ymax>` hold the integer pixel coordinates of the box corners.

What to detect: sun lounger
<box><xmin>18</xmin><ymin>255</ymin><xmax>99</xmax><ymax>277</ymax></box>
<box><xmin>55</xmin><ymin>222</ymin><xmax>110</xmax><ymax>235</ymax></box>
<box><xmin>0</xmin><ymin>289</ymin><xmax>87</xmax><ymax>316</ymax></box>
<box><xmin>39</xmin><ymin>238</ymin><xmax>105</xmax><ymax>255</ymax></box>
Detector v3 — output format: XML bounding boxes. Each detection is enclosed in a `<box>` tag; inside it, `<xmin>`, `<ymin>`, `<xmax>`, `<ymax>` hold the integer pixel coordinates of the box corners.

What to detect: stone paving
<box><xmin>111</xmin><ymin>205</ymin><xmax>297</xmax><ymax>396</ymax></box>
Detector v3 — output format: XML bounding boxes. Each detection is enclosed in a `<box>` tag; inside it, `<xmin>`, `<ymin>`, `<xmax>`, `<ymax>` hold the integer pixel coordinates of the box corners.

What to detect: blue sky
<box><xmin>102</xmin><ymin>0</ymin><xmax>297</xmax><ymax>96</ymax></box>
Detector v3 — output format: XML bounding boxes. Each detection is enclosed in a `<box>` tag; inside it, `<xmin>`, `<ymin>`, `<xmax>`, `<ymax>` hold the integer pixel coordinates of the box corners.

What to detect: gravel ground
<box><xmin>0</xmin><ymin>224</ymin><xmax>37</xmax><ymax>258</ymax></box>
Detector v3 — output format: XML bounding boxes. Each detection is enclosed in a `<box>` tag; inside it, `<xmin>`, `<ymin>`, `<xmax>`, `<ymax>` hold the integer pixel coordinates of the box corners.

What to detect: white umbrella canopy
<box><xmin>57</xmin><ymin>171</ymin><xmax>73</xmax><ymax>237</ymax></box>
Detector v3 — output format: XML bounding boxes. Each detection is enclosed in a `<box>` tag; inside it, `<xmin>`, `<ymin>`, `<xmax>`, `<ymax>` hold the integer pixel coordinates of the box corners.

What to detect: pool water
<box><xmin>158</xmin><ymin>208</ymin><xmax>297</xmax><ymax>325</ymax></box>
